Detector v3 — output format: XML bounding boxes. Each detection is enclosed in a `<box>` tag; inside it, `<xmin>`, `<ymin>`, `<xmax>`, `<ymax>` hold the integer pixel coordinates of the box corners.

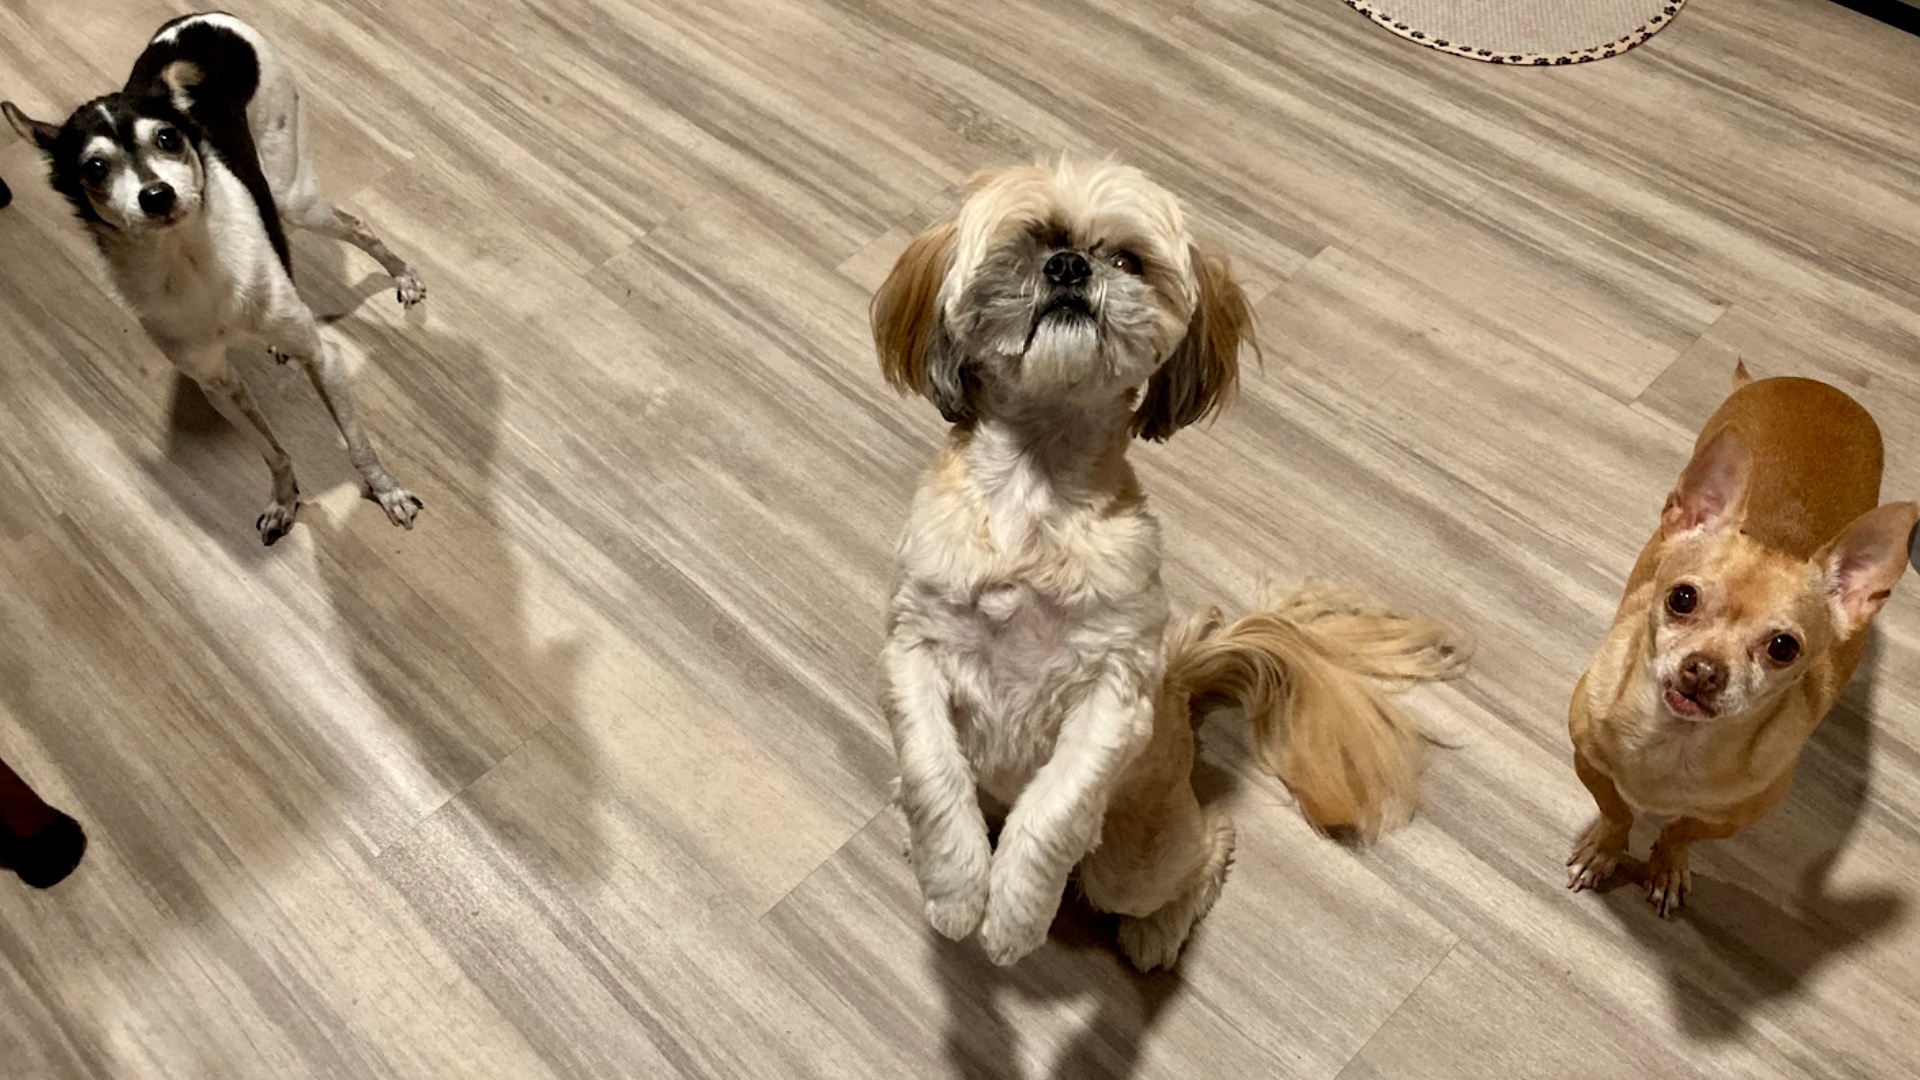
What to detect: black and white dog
<box><xmin>5</xmin><ymin>12</ymin><xmax>424</xmax><ymax>544</ymax></box>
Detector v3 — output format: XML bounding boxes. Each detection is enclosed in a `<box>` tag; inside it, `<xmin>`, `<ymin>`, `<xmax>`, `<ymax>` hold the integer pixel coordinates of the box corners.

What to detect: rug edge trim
<box><xmin>1340</xmin><ymin>1</ymin><xmax>1688</xmax><ymax>65</ymax></box>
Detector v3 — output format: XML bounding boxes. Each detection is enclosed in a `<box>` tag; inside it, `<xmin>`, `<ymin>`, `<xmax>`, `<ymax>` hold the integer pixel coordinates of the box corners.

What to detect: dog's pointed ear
<box><xmin>1134</xmin><ymin>245</ymin><xmax>1254</xmax><ymax>442</ymax></box>
<box><xmin>1661</xmin><ymin>426</ymin><xmax>1750</xmax><ymax>538</ymax></box>
<box><xmin>4</xmin><ymin>102</ymin><xmax>60</xmax><ymax>151</ymax></box>
<box><xmin>1818</xmin><ymin>501</ymin><xmax>1920</xmax><ymax>636</ymax></box>
<box><xmin>1731</xmin><ymin>360</ymin><xmax>1753</xmax><ymax>391</ymax></box>
<box><xmin>872</xmin><ymin>220</ymin><xmax>972</xmax><ymax>423</ymax></box>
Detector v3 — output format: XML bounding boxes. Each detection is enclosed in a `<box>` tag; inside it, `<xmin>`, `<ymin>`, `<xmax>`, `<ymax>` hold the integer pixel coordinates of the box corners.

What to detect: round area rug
<box><xmin>1342</xmin><ymin>0</ymin><xmax>1687</xmax><ymax>65</ymax></box>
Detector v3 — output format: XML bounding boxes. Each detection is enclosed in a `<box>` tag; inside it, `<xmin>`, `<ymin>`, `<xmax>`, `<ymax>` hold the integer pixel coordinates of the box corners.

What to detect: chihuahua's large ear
<box><xmin>1134</xmin><ymin>246</ymin><xmax>1254</xmax><ymax>442</ymax></box>
<box><xmin>1661</xmin><ymin>426</ymin><xmax>1750</xmax><ymax>538</ymax></box>
<box><xmin>3</xmin><ymin>102</ymin><xmax>60</xmax><ymax>151</ymax></box>
<box><xmin>872</xmin><ymin>221</ymin><xmax>971</xmax><ymax>423</ymax></box>
<box><xmin>1818</xmin><ymin>501</ymin><xmax>1920</xmax><ymax>636</ymax></box>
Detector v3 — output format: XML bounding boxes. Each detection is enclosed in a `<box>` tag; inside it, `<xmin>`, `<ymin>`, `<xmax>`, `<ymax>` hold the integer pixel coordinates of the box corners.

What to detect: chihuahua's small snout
<box><xmin>1044</xmin><ymin>251</ymin><xmax>1091</xmax><ymax>287</ymax></box>
<box><xmin>1675</xmin><ymin>653</ymin><xmax>1726</xmax><ymax>698</ymax></box>
<box><xmin>138</xmin><ymin>182</ymin><xmax>176</xmax><ymax>216</ymax></box>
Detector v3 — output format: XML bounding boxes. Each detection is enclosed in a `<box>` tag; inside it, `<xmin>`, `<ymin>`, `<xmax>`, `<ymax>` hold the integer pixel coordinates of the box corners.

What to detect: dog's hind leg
<box><xmin>1079</xmin><ymin>764</ymin><xmax>1236</xmax><ymax>972</ymax></box>
<box><xmin>266</xmin><ymin>312</ymin><xmax>423</xmax><ymax>530</ymax></box>
<box><xmin>288</xmin><ymin>200</ymin><xmax>427</xmax><ymax>309</ymax></box>
<box><xmin>170</xmin><ymin>345</ymin><xmax>302</xmax><ymax>545</ymax></box>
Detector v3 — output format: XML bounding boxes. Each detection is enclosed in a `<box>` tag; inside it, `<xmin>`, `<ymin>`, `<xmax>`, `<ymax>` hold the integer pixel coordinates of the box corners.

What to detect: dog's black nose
<box><xmin>1044</xmin><ymin>251</ymin><xmax>1091</xmax><ymax>287</ymax></box>
<box><xmin>1676</xmin><ymin>653</ymin><xmax>1726</xmax><ymax>697</ymax></box>
<box><xmin>138</xmin><ymin>182</ymin><xmax>176</xmax><ymax>216</ymax></box>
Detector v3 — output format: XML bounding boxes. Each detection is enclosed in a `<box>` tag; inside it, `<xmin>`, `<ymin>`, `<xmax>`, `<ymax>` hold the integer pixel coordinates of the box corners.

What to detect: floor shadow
<box><xmin>299</xmin><ymin>303</ymin><xmax>605</xmax><ymax>884</ymax></box>
<box><xmin>137</xmin><ymin>258</ymin><xmax>406</xmax><ymax>565</ymax></box>
<box><xmin>931</xmin><ymin>898</ymin><xmax>1187</xmax><ymax>1080</ymax></box>
<box><xmin>139</xmin><ymin>224</ymin><xmax>603</xmax><ymax>882</ymax></box>
<box><xmin>927</xmin><ymin>733</ymin><xmax>1250</xmax><ymax>1080</ymax></box>
<box><xmin>1599</xmin><ymin>637</ymin><xmax>1906</xmax><ymax>1040</ymax></box>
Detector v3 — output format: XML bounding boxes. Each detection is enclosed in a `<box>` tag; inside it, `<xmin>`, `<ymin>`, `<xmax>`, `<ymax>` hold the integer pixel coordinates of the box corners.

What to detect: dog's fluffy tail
<box><xmin>1165</xmin><ymin>586</ymin><xmax>1469</xmax><ymax>842</ymax></box>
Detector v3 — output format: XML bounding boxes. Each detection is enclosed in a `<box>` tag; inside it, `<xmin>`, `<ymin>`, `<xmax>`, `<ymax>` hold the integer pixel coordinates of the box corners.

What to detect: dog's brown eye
<box><xmin>1766</xmin><ymin>634</ymin><xmax>1800</xmax><ymax>665</ymax></box>
<box><xmin>1108</xmin><ymin>250</ymin><xmax>1142</xmax><ymax>276</ymax></box>
<box><xmin>81</xmin><ymin>156</ymin><xmax>110</xmax><ymax>184</ymax></box>
<box><xmin>155</xmin><ymin>128</ymin><xmax>181</xmax><ymax>152</ymax></box>
<box><xmin>1666</xmin><ymin>584</ymin><xmax>1697</xmax><ymax>616</ymax></box>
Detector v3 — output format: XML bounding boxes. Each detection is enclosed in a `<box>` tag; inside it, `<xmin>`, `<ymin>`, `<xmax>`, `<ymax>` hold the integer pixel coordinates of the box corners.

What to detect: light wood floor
<box><xmin>3</xmin><ymin>0</ymin><xmax>1919</xmax><ymax>1076</ymax></box>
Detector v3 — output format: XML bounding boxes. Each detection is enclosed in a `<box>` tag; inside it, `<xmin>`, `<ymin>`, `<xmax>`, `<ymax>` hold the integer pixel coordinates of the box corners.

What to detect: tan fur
<box><xmin>1566</xmin><ymin>366</ymin><xmax>1919</xmax><ymax>916</ymax></box>
<box><xmin>1072</xmin><ymin>582</ymin><xmax>1468</xmax><ymax>971</ymax></box>
<box><xmin>872</xmin><ymin>221</ymin><xmax>957</xmax><ymax>401</ymax></box>
<box><xmin>1163</xmin><ymin>588</ymin><xmax>1469</xmax><ymax>839</ymax></box>
<box><xmin>1133</xmin><ymin>247</ymin><xmax>1258</xmax><ymax>442</ymax></box>
<box><xmin>877</xmin><ymin>158</ymin><xmax>1468</xmax><ymax>970</ymax></box>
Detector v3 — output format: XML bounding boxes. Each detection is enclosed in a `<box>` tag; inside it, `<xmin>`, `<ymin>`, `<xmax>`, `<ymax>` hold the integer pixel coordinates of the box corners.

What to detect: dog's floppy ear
<box><xmin>1134</xmin><ymin>245</ymin><xmax>1254</xmax><ymax>442</ymax></box>
<box><xmin>4</xmin><ymin>102</ymin><xmax>61</xmax><ymax>151</ymax></box>
<box><xmin>872</xmin><ymin>221</ymin><xmax>972</xmax><ymax>423</ymax></box>
<box><xmin>1661</xmin><ymin>426</ymin><xmax>1750</xmax><ymax>539</ymax></box>
<box><xmin>1818</xmin><ymin>501</ymin><xmax>1920</xmax><ymax>637</ymax></box>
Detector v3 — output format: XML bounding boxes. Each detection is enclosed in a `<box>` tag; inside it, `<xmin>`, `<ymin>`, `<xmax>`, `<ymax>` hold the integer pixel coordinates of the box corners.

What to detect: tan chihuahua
<box><xmin>1566</xmin><ymin>364</ymin><xmax>1918</xmax><ymax>917</ymax></box>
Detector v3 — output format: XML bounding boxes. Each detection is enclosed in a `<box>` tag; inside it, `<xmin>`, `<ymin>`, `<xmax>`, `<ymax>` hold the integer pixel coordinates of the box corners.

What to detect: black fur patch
<box><xmin>34</xmin><ymin>14</ymin><xmax>290</xmax><ymax>275</ymax></box>
<box><xmin>128</xmin><ymin>15</ymin><xmax>290</xmax><ymax>275</ymax></box>
<box><xmin>34</xmin><ymin>95</ymin><xmax>199</xmax><ymax>227</ymax></box>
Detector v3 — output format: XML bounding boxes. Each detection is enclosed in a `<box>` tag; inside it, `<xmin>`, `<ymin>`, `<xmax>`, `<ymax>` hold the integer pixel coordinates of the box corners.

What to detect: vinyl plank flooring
<box><xmin>0</xmin><ymin>528</ymin><xmax>559</xmax><ymax>1080</ymax></box>
<box><xmin>374</xmin><ymin>740</ymin><xmax>927</xmax><ymax>1080</ymax></box>
<box><xmin>762</xmin><ymin>738</ymin><xmax>1457</xmax><ymax>1080</ymax></box>
<box><xmin>4</xmin><ymin>0</ymin><xmax>1920</xmax><ymax>1075</ymax></box>
<box><xmin>1335</xmin><ymin>941</ymin><xmax>1732</xmax><ymax>1080</ymax></box>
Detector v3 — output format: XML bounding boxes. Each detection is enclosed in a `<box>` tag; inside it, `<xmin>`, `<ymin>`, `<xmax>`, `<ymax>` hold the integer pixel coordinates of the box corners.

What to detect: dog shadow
<box><xmin>926</xmin><ymin>745</ymin><xmax>1252</xmax><ymax>1080</ymax></box>
<box><xmin>137</xmin><ymin>266</ymin><xmax>408</xmax><ymax>566</ymax></box>
<box><xmin>931</xmin><ymin>900</ymin><xmax>1186</xmax><ymax>1080</ymax></box>
<box><xmin>142</xmin><ymin>233</ymin><xmax>605</xmax><ymax>884</ymax></box>
<box><xmin>1596</xmin><ymin>640</ymin><xmax>1905</xmax><ymax>1040</ymax></box>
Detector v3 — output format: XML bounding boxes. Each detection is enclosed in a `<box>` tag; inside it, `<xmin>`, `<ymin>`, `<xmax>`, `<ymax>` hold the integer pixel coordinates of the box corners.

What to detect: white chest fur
<box><xmin>97</xmin><ymin>159</ymin><xmax>286</xmax><ymax>355</ymax></box>
<box><xmin>1597</xmin><ymin>685</ymin><xmax>1791</xmax><ymax>817</ymax></box>
<box><xmin>891</xmin><ymin>435</ymin><xmax>1168</xmax><ymax>802</ymax></box>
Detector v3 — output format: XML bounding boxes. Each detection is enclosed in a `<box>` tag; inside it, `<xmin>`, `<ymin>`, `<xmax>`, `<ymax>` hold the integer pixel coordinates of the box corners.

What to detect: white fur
<box><xmin>878</xmin><ymin>163</ymin><xmax>1463</xmax><ymax>968</ymax></box>
<box><xmin>64</xmin><ymin>14</ymin><xmax>426</xmax><ymax>541</ymax></box>
<box><xmin>887</xmin><ymin>415</ymin><xmax>1165</xmax><ymax>963</ymax></box>
<box><xmin>879</xmin><ymin>161</ymin><xmax>1235</xmax><ymax>966</ymax></box>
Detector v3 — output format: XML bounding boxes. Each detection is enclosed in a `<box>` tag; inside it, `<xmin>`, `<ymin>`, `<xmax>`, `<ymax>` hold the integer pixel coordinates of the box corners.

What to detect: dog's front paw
<box><xmin>365</xmin><ymin>483</ymin><xmax>424</xmax><ymax>529</ymax></box>
<box><xmin>924</xmin><ymin>882</ymin><xmax>988</xmax><ymax>941</ymax></box>
<box><xmin>977</xmin><ymin>895</ymin><xmax>1051</xmax><ymax>967</ymax></box>
<box><xmin>1566</xmin><ymin>821</ymin><xmax>1627</xmax><ymax>892</ymax></box>
<box><xmin>914</xmin><ymin>830</ymin><xmax>990</xmax><ymax>940</ymax></box>
<box><xmin>977</xmin><ymin>859</ymin><xmax>1061</xmax><ymax>966</ymax></box>
<box><xmin>256</xmin><ymin>490</ymin><xmax>301</xmax><ymax>546</ymax></box>
<box><xmin>1646</xmin><ymin>846</ymin><xmax>1692</xmax><ymax>919</ymax></box>
<box><xmin>394</xmin><ymin>272</ymin><xmax>427</xmax><ymax>309</ymax></box>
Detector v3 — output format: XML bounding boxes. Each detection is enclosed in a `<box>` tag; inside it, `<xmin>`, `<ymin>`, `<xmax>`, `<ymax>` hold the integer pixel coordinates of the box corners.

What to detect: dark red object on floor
<box><xmin>0</xmin><ymin>755</ymin><xmax>86</xmax><ymax>889</ymax></box>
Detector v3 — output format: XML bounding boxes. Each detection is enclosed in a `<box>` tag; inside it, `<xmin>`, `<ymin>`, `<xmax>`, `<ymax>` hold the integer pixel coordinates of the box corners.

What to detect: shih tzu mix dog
<box><xmin>873</xmin><ymin>158</ymin><xmax>1468</xmax><ymax>970</ymax></box>
<box><xmin>5</xmin><ymin>12</ymin><xmax>425</xmax><ymax>544</ymax></box>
